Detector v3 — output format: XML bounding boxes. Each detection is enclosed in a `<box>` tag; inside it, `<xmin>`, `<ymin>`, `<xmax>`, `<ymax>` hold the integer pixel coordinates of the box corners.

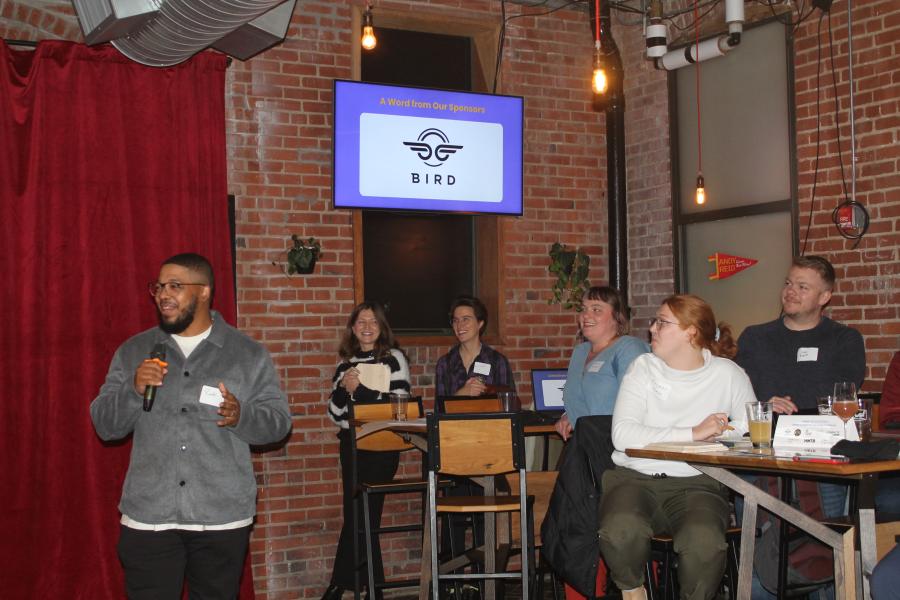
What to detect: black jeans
<box><xmin>117</xmin><ymin>524</ymin><xmax>250</xmax><ymax>600</ymax></box>
<box><xmin>330</xmin><ymin>429</ymin><xmax>400</xmax><ymax>589</ymax></box>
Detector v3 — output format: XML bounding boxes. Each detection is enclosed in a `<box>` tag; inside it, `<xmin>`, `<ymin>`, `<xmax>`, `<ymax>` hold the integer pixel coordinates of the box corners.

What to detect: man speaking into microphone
<box><xmin>91</xmin><ymin>253</ymin><xmax>291</xmax><ymax>599</ymax></box>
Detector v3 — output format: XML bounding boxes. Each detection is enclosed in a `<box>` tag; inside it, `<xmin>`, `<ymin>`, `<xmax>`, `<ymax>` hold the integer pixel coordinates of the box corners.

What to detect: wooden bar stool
<box><xmin>350</xmin><ymin>398</ymin><xmax>428</xmax><ymax>599</ymax></box>
<box><xmin>426</xmin><ymin>412</ymin><xmax>534</xmax><ymax>600</ymax></box>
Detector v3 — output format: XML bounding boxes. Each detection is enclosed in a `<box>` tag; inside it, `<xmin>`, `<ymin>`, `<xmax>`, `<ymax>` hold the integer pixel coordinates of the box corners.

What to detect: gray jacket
<box><xmin>91</xmin><ymin>312</ymin><xmax>291</xmax><ymax>525</ymax></box>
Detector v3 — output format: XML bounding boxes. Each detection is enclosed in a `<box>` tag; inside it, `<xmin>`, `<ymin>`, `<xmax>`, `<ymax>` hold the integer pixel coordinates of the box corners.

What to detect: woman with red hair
<box><xmin>598</xmin><ymin>294</ymin><xmax>754</xmax><ymax>600</ymax></box>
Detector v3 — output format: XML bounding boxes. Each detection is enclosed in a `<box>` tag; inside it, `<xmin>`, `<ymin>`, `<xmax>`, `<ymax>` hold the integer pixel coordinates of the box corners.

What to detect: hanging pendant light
<box><xmin>361</xmin><ymin>4</ymin><xmax>377</xmax><ymax>51</ymax></box>
<box><xmin>590</xmin><ymin>0</ymin><xmax>609</xmax><ymax>95</ymax></box>
<box><xmin>693</xmin><ymin>0</ymin><xmax>706</xmax><ymax>205</ymax></box>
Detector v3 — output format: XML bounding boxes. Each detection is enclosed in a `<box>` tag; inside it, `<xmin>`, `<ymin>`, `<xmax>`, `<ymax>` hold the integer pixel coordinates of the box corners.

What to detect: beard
<box><xmin>158</xmin><ymin>297</ymin><xmax>197</xmax><ymax>335</ymax></box>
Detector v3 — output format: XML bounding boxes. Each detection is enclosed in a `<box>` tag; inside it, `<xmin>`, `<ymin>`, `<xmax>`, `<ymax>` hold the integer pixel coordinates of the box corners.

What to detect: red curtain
<box><xmin>0</xmin><ymin>41</ymin><xmax>250</xmax><ymax>598</ymax></box>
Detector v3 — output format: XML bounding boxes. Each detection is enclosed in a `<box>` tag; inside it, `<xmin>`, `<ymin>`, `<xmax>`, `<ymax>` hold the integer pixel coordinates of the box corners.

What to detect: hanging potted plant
<box><xmin>548</xmin><ymin>242</ymin><xmax>590</xmax><ymax>310</ymax></box>
<box><xmin>281</xmin><ymin>235</ymin><xmax>321</xmax><ymax>275</ymax></box>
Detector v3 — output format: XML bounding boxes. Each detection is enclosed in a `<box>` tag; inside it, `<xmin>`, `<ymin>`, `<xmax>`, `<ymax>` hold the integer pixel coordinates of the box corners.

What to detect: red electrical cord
<box><xmin>695</xmin><ymin>0</ymin><xmax>702</xmax><ymax>174</ymax></box>
<box><xmin>595</xmin><ymin>0</ymin><xmax>600</xmax><ymax>44</ymax></box>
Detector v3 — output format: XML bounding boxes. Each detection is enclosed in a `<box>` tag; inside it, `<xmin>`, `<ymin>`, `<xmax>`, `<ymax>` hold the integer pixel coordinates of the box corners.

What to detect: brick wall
<box><xmin>3</xmin><ymin>0</ymin><xmax>899</xmax><ymax>598</ymax></box>
<box><xmin>790</xmin><ymin>1</ymin><xmax>900</xmax><ymax>384</ymax></box>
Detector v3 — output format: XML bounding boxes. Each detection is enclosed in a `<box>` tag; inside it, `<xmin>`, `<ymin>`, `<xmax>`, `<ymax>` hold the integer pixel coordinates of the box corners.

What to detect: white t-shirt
<box><xmin>611</xmin><ymin>349</ymin><xmax>756</xmax><ymax>477</ymax></box>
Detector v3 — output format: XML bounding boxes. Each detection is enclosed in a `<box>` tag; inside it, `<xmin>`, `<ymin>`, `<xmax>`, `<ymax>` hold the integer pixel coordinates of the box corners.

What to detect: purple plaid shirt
<box><xmin>434</xmin><ymin>343</ymin><xmax>514</xmax><ymax>397</ymax></box>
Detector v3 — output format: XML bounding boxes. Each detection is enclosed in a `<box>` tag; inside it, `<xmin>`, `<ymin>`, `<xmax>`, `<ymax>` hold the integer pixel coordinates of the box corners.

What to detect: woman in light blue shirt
<box><xmin>555</xmin><ymin>286</ymin><xmax>649</xmax><ymax>440</ymax></box>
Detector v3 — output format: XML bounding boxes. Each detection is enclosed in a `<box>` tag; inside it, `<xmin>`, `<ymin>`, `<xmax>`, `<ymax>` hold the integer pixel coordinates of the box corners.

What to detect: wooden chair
<box><xmin>436</xmin><ymin>393</ymin><xmax>504</xmax><ymax>586</ymax></box>
<box><xmin>437</xmin><ymin>395</ymin><xmax>502</xmax><ymax>414</ymax></box>
<box><xmin>426</xmin><ymin>412</ymin><xmax>533</xmax><ymax>600</ymax></box>
<box><xmin>350</xmin><ymin>398</ymin><xmax>428</xmax><ymax>599</ymax></box>
<box><xmin>506</xmin><ymin>471</ymin><xmax>562</xmax><ymax>600</ymax></box>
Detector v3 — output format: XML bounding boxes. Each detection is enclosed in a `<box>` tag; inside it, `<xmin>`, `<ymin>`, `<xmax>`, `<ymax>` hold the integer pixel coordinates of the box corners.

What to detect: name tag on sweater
<box><xmin>587</xmin><ymin>361</ymin><xmax>605</xmax><ymax>373</ymax></box>
<box><xmin>651</xmin><ymin>379</ymin><xmax>671</xmax><ymax>401</ymax></box>
<box><xmin>797</xmin><ymin>347</ymin><xmax>819</xmax><ymax>362</ymax></box>
<box><xmin>474</xmin><ymin>361</ymin><xmax>491</xmax><ymax>376</ymax></box>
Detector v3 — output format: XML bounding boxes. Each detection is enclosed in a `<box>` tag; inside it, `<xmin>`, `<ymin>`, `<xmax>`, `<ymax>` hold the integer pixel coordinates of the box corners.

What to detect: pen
<box><xmin>792</xmin><ymin>456</ymin><xmax>848</xmax><ymax>464</ymax></box>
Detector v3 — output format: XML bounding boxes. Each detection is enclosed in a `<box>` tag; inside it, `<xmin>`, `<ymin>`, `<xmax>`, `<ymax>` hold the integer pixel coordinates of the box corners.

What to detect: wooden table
<box><xmin>624</xmin><ymin>445</ymin><xmax>900</xmax><ymax>600</ymax></box>
<box><xmin>355</xmin><ymin>417</ymin><xmax>557</xmax><ymax>600</ymax></box>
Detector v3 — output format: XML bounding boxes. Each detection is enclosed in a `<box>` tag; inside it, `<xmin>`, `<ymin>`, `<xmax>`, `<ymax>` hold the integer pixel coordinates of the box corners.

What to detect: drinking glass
<box><xmin>498</xmin><ymin>390</ymin><xmax>520</xmax><ymax>412</ymax></box>
<box><xmin>853</xmin><ymin>397</ymin><xmax>873</xmax><ymax>442</ymax></box>
<box><xmin>816</xmin><ymin>395</ymin><xmax>833</xmax><ymax>416</ymax></box>
<box><xmin>832</xmin><ymin>382</ymin><xmax>858</xmax><ymax>438</ymax></box>
<box><xmin>745</xmin><ymin>401</ymin><xmax>774</xmax><ymax>449</ymax></box>
<box><xmin>389</xmin><ymin>391</ymin><xmax>409</xmax><ymax>421</ymax></box>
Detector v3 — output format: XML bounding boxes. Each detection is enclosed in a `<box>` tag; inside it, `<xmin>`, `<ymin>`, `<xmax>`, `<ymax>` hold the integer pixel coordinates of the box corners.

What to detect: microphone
<box><xmin>143</xmin><ymin>343</ymin><xmax>167</xmax><ymax>412</ymax></box>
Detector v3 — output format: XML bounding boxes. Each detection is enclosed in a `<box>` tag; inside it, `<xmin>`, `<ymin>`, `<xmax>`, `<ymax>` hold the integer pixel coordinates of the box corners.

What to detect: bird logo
<box><xmin>403</xmin><ymin>128</ymin><xmax>463</xmax><ymax>167</ymax></box>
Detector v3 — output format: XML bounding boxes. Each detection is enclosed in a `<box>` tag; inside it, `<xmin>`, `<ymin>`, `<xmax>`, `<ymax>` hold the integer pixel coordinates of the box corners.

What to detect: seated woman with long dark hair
<box><xmin>598</xmin><ymin>294</ymin><xmax>753</xmax><ymax>600</ymax></box>
<box><xmin>321</xmin><ymin>301</ymin><xmax>410</xmax><ymax>600</ymax></box>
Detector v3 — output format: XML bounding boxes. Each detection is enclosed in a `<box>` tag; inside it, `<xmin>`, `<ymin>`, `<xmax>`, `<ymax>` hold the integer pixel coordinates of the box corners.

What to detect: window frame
<box><xmin>670</xmin><ymin>17</ymin><xmax>799</xmax><ymax>292</ymax></box>
<box><xmin>348</xmin><ymin>5</ymin><xmax>506</xmax><ymax>346</ymax></box>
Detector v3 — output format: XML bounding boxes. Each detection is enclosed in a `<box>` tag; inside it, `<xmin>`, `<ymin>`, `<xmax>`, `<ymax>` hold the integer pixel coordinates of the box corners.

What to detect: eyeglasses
<box><xmin>649</xmin><ymin>317</ymin><xmax>678</xmax><ymax>329</ymax></box>
<box><xmin>148</xmin><ymin>281</ymin><xmax>206</xmax><ymax>297</ymax></box>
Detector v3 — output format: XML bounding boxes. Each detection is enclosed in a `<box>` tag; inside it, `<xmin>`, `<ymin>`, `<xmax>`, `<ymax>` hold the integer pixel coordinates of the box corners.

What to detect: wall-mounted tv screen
<box><xmin>333</xmin><ymin>80</ymin><xmax>523</xmax><ymax>216</ymax></box>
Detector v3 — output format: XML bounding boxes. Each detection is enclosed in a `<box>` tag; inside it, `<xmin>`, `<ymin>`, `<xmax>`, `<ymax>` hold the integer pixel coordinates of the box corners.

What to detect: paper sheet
<box><xmin>356</xmin><ymin>363</ymin><xmax>391</xmax><ymax>393</ymax></box>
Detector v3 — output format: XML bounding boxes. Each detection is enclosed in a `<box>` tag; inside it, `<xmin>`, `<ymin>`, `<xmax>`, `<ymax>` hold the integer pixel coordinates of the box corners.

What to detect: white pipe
<box><xmin>725</xmin><ymin>0</ymin><xmax>745</xmax><ymax>35</ymax></box>
<box><xmin>654</xmin><ymin>0</ymin><xmax>744</xmax><ymax>71</ymax></box>
<box><xmin>656</xmin><ymin>36</ymin><xmax>731</xmax><ymax>71</ymax></box>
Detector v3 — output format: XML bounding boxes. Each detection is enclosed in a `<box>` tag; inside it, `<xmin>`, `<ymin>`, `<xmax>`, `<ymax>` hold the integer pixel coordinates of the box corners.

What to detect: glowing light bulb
<box><xmin>361</xmin><ymin>6</ymin><xmax>376</xmax><ymax>51</ymax></box>
<box><xmin>695</xmin><ymin>173</ymin><xmax>706</xmax><ymax>205</ymax></box>
<box><xmin>592</xmin><ymin>66</ymin><xmax>608</xmax><ymax>94</ymax></box>
<box><xmin>592</xmin><ymin>46</ymin><xmax>608</xmax><ymax>95</ymax></box>
<box><xmin>361</xmin><ymin>25</ymin><xmax>377</xmax><ymax>50</ymax></box>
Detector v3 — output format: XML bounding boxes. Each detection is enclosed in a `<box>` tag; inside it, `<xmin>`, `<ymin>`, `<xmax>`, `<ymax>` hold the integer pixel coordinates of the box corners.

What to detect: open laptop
<box><xmin>525</xmin><ymin>368</ymin><xmax>567</xmax><ymax>424</ymax></box>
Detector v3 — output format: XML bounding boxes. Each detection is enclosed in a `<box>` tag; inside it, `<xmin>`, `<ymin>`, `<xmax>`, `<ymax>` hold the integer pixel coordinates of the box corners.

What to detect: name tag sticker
<box><xmin>651</xmin><ymin>379</ymin><xmax>672</xmax><ymax>402</ymax></box>
<box><xmin>587</xmin><ymin>361</ymin><xmax>605</xmax><ymax>373</ymax></box>
<box><xmin>473</xmin><ymin>361</ymin><xmax>491</xmax><ymax>376</ymax></box>
<box><xmin>199</xmin><ymin>385</ymin><xmax>224</xmax><ymax>407</ymax></box>
<box><xmin>797</xmin><ymin>347</ymin><xmax>819</xmax><ymax>362</ymax></box>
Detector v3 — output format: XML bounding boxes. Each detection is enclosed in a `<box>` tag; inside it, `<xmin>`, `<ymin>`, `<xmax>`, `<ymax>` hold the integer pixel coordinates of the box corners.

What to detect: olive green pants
<box><xmin>597</xmin><ymin>467</ymin><xmax>730</xmax><ymax>600</ymax></box>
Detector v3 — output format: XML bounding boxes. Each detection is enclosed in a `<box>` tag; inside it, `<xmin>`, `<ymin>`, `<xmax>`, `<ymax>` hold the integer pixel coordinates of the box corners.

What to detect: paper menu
<box><xmin>355</xmin><ymin>363</ymin><xmax>391</xmax><ymax>393</ymax></box>
<box><xmin>773</xmin><ymin>415</ymin><xmax>854</xmax><ymax>456</ymax></box>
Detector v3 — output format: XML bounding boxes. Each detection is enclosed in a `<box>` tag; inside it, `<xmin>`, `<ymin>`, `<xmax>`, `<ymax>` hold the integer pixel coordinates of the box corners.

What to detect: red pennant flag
<box><xmin>708</xmin><ymin>252</ymin><xmax>758</xmax><ymax>281</ymax></box>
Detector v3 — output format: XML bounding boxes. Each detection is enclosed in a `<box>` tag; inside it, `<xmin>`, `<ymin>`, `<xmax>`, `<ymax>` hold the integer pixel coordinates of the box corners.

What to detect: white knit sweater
<box><xmin>611</xmin><ymin>349</ymin><xmax>755</xmax><ymax>477</ymax></box>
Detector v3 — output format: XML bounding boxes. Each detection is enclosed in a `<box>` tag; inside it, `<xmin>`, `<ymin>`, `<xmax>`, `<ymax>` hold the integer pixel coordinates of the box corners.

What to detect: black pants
<box><xmin>331</xmin><ymin>429</ymin><xmax>400</xmax><ymax>589</ymax></box>
<box><xmin>117</xmin><ymin>524</ymin><xmax>250</xmax><ymax>600</ymax></box>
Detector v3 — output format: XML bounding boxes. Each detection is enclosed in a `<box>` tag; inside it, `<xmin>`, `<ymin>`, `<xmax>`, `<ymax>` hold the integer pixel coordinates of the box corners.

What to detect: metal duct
<box><xmin>72</xmin><ymin>0</ymin><xmax>296</xmax><ymax>67</ymax></box>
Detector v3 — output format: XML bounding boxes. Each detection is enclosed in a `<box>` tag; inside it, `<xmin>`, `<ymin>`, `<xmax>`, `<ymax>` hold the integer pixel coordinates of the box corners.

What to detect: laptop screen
<box><xmin>531</xmin><ymin>369</ymin><xmax>567</xmax><ymax>412</ymax></box>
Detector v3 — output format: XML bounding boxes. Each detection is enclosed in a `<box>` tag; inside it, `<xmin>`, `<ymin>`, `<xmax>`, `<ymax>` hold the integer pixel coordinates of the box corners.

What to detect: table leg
<box><xmin>836</xmin><ymin>526</ymin><xmax>857</xmax><ymax>600</ymax></box>
<box><xmin>737</xmin><ymin>498</ymin><xmax>758</xmax><ymax>600</ymax></box>
<box><xmin>484</xmin><ymin>477</ymin><xmax>496</xmax><ymax>600</ymax></box>
<box><xmin>777</xmin><ymin>476</ymin><xmax>793</xmax><ymax>599</ymax></box>
<box><xmin>692</xmin><ymin>465</ymin><xmax>857</xmax><ymax>600</ymax></box>
<box><xmin>856</xmin><ymin>474</ymin><xmax>878</xmax><ymax>600</ymax></box>
<box><xmin>420</xmin><ymin>521</ymin><xmax>431</xmax><ymax>600</ymax></box>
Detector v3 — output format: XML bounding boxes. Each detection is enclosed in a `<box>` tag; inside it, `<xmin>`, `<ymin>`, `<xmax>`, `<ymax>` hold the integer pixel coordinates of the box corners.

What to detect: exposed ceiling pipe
<box><xmin>654</xmin><ymin>0</ymin><xmax>744</xmax><ymax>71</ymax></box>
<box><xmin>71</xmin><ymin>0</ymin><xmax>297</xmax><ymax>67</ymax></box>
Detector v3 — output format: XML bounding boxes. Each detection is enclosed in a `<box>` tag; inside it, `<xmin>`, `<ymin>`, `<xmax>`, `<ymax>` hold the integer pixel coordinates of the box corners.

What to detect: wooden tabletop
<box><xmin>625</xmin><ymin>446</ymin><xmax>900</xmax><ymax>477</ymax></box>
<box><xmin>353</xmin><ymin>417</ymin><xmax>561</xmax><ymax>439</ymax></box>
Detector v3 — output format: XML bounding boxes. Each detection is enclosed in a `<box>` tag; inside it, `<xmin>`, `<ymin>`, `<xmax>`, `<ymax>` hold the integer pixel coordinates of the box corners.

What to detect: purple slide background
<box><xmin>333</xmin><ymin>80</ymin><xmax>523</xmax><ymax>215</ymax></box>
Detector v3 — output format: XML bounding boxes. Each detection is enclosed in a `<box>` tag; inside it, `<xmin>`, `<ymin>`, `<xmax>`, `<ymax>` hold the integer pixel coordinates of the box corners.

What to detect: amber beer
<box><xmin>749</xmin><ymin>420</ymin><xmax>773</xmax><ymax>449</ymax></box>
